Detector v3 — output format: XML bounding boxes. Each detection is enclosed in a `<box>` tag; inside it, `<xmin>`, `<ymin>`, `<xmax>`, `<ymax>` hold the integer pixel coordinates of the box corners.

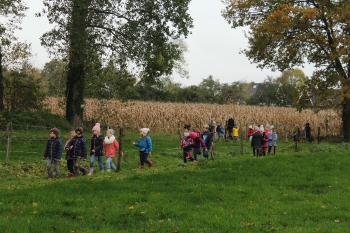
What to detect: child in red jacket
<box><xmin>103</xmin><ymin>129</ymin><xmax>119</xmax><ymax>172</ymax></box>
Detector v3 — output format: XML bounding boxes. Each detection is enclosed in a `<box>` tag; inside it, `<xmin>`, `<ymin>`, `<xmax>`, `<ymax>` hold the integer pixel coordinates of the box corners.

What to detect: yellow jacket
<box><xmin>233</xmin><ymin>127</ymin><xmax>239</xmax><ymax>137</ymax></box>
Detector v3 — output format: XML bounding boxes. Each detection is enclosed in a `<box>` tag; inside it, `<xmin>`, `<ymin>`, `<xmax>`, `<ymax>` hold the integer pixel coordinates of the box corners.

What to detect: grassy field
<box><xmin>1</xmin><ymin>130</ymin><xmax>350</xmax><ymax>232</ymax></box>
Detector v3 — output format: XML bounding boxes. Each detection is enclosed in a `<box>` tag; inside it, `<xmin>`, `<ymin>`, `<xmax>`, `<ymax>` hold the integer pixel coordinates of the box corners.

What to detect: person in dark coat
<box><xmin>88</xmin><ymin>123</ymin><xmax>104</xmax><ymax>175</ymax></box>
<box><xmin>65</xmin><ymin>127</ymin><xmax>88</xmax><ymax>176</ymax></box>
<box><xmin>201</xmin><ymin>124</ymin><xmax>213</xmax><ymax>158</ymax></box>
<box><xmin>250</xmin><ymin>126</ymin><xmax>263</xmax><ymax>157</ymax></box>
<box><xmin>305</xmin><ymin>123</ymin><xmax>311</xmax><ymax>142</ymax></box>
<box><xmin>227</xmin><ymin>115</ymin><xmax>235</xmax><ymax>140</ymax></box>
<box><xmin>43</xmin><ymin>128</ymin><xmax>63</xmax><ymax>180</ymax></box>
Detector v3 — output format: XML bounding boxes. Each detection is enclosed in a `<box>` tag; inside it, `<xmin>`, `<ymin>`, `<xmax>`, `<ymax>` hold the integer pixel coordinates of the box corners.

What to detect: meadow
<box><xmin>1</xmin><ymin>128</ymin><xmax>350</xmax><ymax>233</ymax></box>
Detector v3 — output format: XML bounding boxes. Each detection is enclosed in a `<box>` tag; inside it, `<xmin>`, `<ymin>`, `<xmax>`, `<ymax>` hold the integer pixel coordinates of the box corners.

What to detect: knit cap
<box><xmin>107</xmin><ymin>129</ymin><xmax>115</xmax><ymax>135</ymax></box>
<box><xmin>50</xmin><ymin>128</ymin><xmax>59</xmax><ymax>136</ymax></box>
<box><xmin>75</xmin><ymin>127</ymin><xmax>83</xmax><ymax>135</ymax></box>
<box><xmin>92</xmin><ymin>123</ymin><xmax>100</xmax><ymax>132</ymax></box>
<box><xmin>140</xmin><ymin>128</ymin><xmax>150</xmax><ymax>135</ymax></box>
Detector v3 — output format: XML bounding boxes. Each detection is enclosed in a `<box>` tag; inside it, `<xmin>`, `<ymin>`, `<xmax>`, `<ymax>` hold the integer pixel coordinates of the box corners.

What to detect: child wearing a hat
<box><xmin>180</xmin><ymin>124</ymin><xmax>194</xmax><ymax>163</ymax></box>
<box><xmin>89</xmin><ymin>123</ymin><xmax>105</xmax><ymax>175</ymax></box>
<box><xmin>65</xmin><ymin>127</ymin><xmax>88</xmax><ymax>176</ymax></box>
<box><xmin>189</xmin><ymin>131</ymin><xmax>207</xmax><ymax>162</ymax></box>
<box><xmin>132</xmin><ymin>128</ymin><xmax>153</xmax><ymax>169</ymax></box>
<box><xmin>43</xmin><ymin>128</ymin><xmax>63</xmax><ymax>180</ymax></box>
<box><xmin>103</xmin><ymin>128</ymin><xmax>119</xmax><ymax>172</ymax></box>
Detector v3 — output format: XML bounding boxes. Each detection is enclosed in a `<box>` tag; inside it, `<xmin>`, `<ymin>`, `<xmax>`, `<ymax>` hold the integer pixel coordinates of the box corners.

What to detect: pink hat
<box><xmin>92</xmin><ymin>123</ymin><xmax>100</xmax><ymax>132</ymax></box>
<box><xmin>189</xmin><ymin>132</ymin><xmax>198</xmax><ymax>139</ymax></box>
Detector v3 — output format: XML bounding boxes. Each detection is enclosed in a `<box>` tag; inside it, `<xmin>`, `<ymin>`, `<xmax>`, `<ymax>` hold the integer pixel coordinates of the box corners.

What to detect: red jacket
<box><xmin>103</xmin><ymin>135</ymin><xmax>119</xmax><ymax>158</ymax></box>
<box><xmin>248</xmin><ymin>129</ymin><xmax>255</xmax><ymax>137</ymax></box>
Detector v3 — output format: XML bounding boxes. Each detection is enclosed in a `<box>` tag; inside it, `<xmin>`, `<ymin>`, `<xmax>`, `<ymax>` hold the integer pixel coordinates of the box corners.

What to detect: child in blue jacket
<box><xmin>268</xmin><ymin>126</ymin><xmax>278</xmax><ymax>155</ymax></box>
<box><xmin>43</xmin><ymin>128</ymin><xmax>62</xmax><ymax>180</ymax></box>
<box><xmin>132</xmin><ymin>128</ymin><xmax>153</xmax><ymax>169</ymax></box>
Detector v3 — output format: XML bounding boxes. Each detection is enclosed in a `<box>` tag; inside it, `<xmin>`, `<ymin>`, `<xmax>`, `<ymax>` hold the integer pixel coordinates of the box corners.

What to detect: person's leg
<box><xmin>106</xmin><ymin>157</ymin><xmax>112</xmax><ymax>172</ymax></box>
<box><xmin>54</xmin><ymin>160</ymin><xmax>60</xmax><ymax>178</ymax></box>
<box><xmin>98</xmin><ymin>156</ymin><xmax>104</xmax><ymax>172</ymax></box>
<box><xmin>183</xmin><ymin>150</ymin><xmax>187</xmax><ymax>163</ymax></box>
<box><xmin>46</xmin><ymin>159</ymin><xmax>53</xmax><ymax>179</ymax></box>
<box><xmin>193</xmin><ymin>147</ymin><xmax>200</xmax><ymax>161</ymax></box>
<box><xmin>88</xmin><ymin>155</ymin><xmax>96</xmax><ymax>175</ymax></box>
<box><xmin>73</xmin><ymin>158</ymin><xmax>80</xmax><ymax>176</ymax></box>
<box><xmin>110</xmin><ymin>158</ymin><xmax>116</xmax><ymax>170</ymax></box>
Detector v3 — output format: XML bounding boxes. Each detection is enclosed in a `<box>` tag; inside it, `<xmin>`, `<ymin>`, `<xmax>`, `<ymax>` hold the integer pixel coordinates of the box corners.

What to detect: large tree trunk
<box><xmin>0</xmin><ymin>46</ymin><xmax>5</xmax><ymax>110</ymax></box>
<box><xmin>342</xmin><ymin>97</ymin><xmax>350</xmax><ymax>142</ymax></box>
<box><xmin>65</xmin><ymin>0</ymin><xmax>91</xmax><ymax>126</ymax></box>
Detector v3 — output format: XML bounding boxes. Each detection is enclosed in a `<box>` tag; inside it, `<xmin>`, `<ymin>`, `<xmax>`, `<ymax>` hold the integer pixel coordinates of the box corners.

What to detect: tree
<box><xmin>222</xmin><ymin>0</ymin><xmax>350</xmax><ymax>141</ymax></box>
<box><xmin>198</xmin><ymin>75</ymin><xmax>221</xmax><ymax>103</ymax></box>
<box><xmin>0</xmin><ymin>0</ymin><xmax>28</xmax><ymax>110</ymax></box>
<box><xmin>40</xmin><ymin>0</ymin><xmax>193</xmax><ymax>125</ymax></box>
<box><xmin>41</xmin><ymin>59</ymin><xmax>66</xmax><ymax>96</ymax></box>
<box><xmin>3</xmin><ymin>64</ymin><xmax>46</xmax><ymax>111</ymax></box>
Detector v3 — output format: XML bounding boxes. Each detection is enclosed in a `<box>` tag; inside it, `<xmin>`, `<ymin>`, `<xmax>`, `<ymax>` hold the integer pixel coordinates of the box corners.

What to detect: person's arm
<box><xmin>58</xmin><ymin>138</ymin><xmax>63</xmax><ymax>160</ymax></box>
<box><xmin>82</xmin><ymin>138</ymin><xmax>88</xmax><ymax>159</ymax></box>
<box><xmin>114</xmin><ymin>139</ymin><xmax>119</xmax><ymax>151</ymax></box>
<box><xmin>146</xmin><ymin>137</ymin><xmax>152</xmax><ymax>153</ymax></box>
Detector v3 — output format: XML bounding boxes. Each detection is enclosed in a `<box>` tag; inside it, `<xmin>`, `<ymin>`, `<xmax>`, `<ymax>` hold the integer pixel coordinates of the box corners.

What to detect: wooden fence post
<box><xmin>240</xmin><ymin>128</ymin><xmax>244</xmax><ymax>155</ymax></box>
<box><xmin>117</xmin><ymin>127</ymin><xmax>124</xmax><ymax>172</ymax></box>
<box><xmin>318</xmin><ymin>127</ymin><xmax>321</xmax><ymax>144</ymax></box>
<box><xmin>6</xmin><ymin>122</ymin><xmax>12</xmax><ymax>165</ymax></box>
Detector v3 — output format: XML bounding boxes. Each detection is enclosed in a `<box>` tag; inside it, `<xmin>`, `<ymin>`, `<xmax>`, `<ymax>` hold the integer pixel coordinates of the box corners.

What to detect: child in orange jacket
<box><xmin>103</xmin><ymin>128</ymin><xmax>119</xmax><ymax>172</ymax></box>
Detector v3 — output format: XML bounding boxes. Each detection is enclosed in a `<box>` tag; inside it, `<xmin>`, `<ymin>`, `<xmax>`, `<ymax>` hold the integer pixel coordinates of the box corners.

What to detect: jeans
<box><xmin>46</xmin><ymin>159</ymin><xmax>60</xmax><ymax>178</ymax></box>
<box><xmin>90</xmin><ymin>155</ymin><xmax>104</xmax><ymax>171</ymax></box>
<box><xmin>193</xmin><ymin>147</ymin><xmax>201</xmax><ymax>160</ymax></box>
<box><xmin>106</xmin><ymin>157</ymin><xmax>116</xmax><ymax>171</ymax></box>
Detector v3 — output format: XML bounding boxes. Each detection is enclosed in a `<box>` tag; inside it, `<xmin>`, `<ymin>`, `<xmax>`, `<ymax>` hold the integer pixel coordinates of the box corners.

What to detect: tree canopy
<box><xmin>40</xmin><ymin>0</ymin><xmax>193</xmax><ymax>125</ymax></box>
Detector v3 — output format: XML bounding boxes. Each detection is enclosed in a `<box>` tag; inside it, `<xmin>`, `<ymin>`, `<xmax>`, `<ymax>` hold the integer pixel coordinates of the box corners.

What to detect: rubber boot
<box><xmin>148</xmin><ymin>161</ymin><xmax>153</xmax><ymax>168</ymax></box>
<box><xmin>88</xmin><ymin>168</ymin><xmax>94</xmax><ymax>176</ymax></box>
<box><xmin>141</xmin><ymin>165</ymin><xmax>145</xmax><ymax>170</ymax></box>
<box><xmin>66</xmin><ymin>173</ymin><xmax>73</xmax><ymax>178</ymax></box>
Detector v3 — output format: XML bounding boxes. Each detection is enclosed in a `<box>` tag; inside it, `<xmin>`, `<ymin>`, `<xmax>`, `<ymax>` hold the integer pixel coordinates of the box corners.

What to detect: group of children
<box><xmin>43</xmin><ymin>124</ymin><xmax>153</xmax><ymax>180</ymax></box>
<box><xmin>248</xmin><ymin>124</ymin><xmax>278</xmax><ymax>157</ymax></box>
<box><xmin>180</xmin><ymin>124</ymin><xmax>212</xmax><ymax>163</ymax></box>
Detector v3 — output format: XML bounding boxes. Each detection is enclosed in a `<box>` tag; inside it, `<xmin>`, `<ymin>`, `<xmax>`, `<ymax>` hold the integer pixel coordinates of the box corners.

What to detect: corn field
<box><xmin>44</xmin><ymin>97</ymin><xmax>342</xmax><ymax>138</ymax></box>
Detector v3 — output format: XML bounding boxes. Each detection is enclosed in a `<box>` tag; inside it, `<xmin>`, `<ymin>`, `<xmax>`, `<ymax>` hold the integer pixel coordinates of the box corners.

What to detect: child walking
<box><xmin>268</xmin><ymin>126</ymin><xmax>278</xmax><ymax>154</ymax></box>
<box><xmin>180</xmin><ymin>124</ymin><xmax>194</xmax><ymax>163</ymax></box>
<box><xmin>189</xmin><ymin>131</ymin><xmax>207</xmax><ymax>162</ymax></box>
<box><xmin>132</xmin><ymin>128</ymin><xmax>153</xmax><ymax>169</ymax></box>
<box><xmin>65</xmin><ymin>127</ymin><xmax>88</xmax><ymax>177</ymax></box>
<box><xmin>43</xmin><ymin>128</ymin><xmax>62</xmax><ymax>180</ymax></box>
<box><xmin>64</xmin><ymin>130</ymin><xmax>76</xmax><ymax>178</ymax></box>
<box><xmin>250</xmin><ymin>126</ymin><xmax>263</xmax><ymax>157</ymax></box>
<box><xmin>89</xmin><ymin>123</ymin><xmax>104</xmax><ymax>175</ymax></box>
<box><xmin>201</xmin><ymin>124</ymin><xmax>213</xmax><ymax>158</ymax></box>
<box><xmin>103</xmin><ymin>128</ymin><xmax>119</xmax><ymax>172</ymax></box>
<box><xmin>216</xmin><ymin>122</ymin><xmax>224</xmax><ymax>141</ymax></box>
<box><xmin>233</xmin><ymin>124</ymin><xmax>239</xmax><ymax>143</ymax></box>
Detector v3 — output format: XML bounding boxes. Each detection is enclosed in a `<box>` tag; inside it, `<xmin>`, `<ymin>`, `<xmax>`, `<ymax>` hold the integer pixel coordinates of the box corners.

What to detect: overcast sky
<box><xmin>16</xmin><ymin>0</ymin><xmax>315</xmax><ymax>86</ymax></box>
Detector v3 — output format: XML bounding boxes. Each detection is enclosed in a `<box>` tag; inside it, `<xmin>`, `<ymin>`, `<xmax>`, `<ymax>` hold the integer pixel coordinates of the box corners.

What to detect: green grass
<box><xmin>1</xmin><ymin>131</ymin><xmax>350</xmax><ymax>232</ymax></box>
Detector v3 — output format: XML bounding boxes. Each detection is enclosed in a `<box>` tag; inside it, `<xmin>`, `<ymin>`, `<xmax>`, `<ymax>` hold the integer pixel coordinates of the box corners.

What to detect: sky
<box><xmin>16</xmin><ymin>0</ymin><xmax>315</xmax><ymax>86</ymax></box>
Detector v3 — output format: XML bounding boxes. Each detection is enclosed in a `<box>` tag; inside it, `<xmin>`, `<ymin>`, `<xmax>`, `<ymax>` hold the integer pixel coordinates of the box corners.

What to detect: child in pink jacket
<box><xmin>103</xmin><ymin>129</ymin><xmax>119</xmax><ymax>172</ymax></box>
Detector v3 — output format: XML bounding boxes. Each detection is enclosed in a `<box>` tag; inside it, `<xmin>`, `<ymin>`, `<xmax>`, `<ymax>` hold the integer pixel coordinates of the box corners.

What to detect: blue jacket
<box><xmin>65</xmin><ymin>135</ymin><xmax>88</xmax><ymax>159</ymax></box>
<box><xmin>90</xmin><ymin>134</ymin><xmax>104</xmax><ymax>156</ymax></box>
<box><xmin>201</xmin><ymin>131</ymin><xmax>213</xmax><ymax>149</ymax></box>
<box><xmin>268</xmin><ymin>132</ymin><xmax>278</xmax><ymax>146</ymax></box>
<box><xmin>134</xmin><ymin>136</ymin><xmax>152</xmax><ymax>153</ymax></box>
<box><xmin>44</xmin><ymin>137</ymin><xmax>63</xmax><ymax>160</ymax></box>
